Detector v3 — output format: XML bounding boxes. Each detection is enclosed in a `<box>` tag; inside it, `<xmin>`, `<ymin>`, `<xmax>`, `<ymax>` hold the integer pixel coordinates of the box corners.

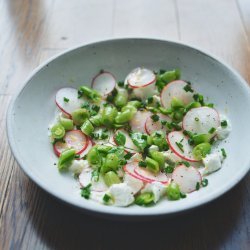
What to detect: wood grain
<box><xmin>0</xmin><ymin>0</ymin><xmax>250</xmax><ymax>249</ymax></box>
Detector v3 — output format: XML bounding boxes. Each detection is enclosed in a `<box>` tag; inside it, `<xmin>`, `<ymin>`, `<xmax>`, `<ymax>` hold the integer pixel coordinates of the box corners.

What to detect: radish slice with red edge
<box><xmin>145</xmin><ymin>113</ymin><xmax>171</xmax><ymax>135</ymax></box>
<box><xmin>129</xmin><ymin>110</ymin><xmax>152</xmax><ymax>133</ymax></box>
<box><xmin>79</xmin><ymin>168</ymin><xmax>108</xmax><ymax>192</ymax></box>
<box><xmin>113</xmin><ymin>129</ymin><xmax>138</xmax><ymax>153</ymax></box>
<box><xmin>182</xmin><ymin>107</ymin><xmax>220</xmax><ymax>134</ymax></box>
<box><xmin>79</xmin><ymin>139</ymin><xmax>93</xmax><ymax>158</ymax></box>
<box><xmin>161</xmin><ymin>80</ymin><xmax>193</xmax><ymax>109</ymax></box>
<box><xmin>123</xmin><ymin>162</ymin><xmax>152</xmax><ymax>183</ymax></box>
<box><xmin>172</xmin><ymin>165</ymin><xmax>202</xmax><ymax>193</ymax></box>
<box><xmin>55</xmin><ymin>87</ymin><xmax>83</xmax><ymax>117</ymax></box>
<box><xmin>167</xmin><ymin>131</ymin><xmax>198</xmax><ymax>162</ymax></box>
<box><xmin>91</xmin><ymin>71</ymin><xmax>116</xmax><ymax>96</ymax></box>
<box><xmin>134</xmin><ymin>166</ymin><xmax>169</xmax><ymax>184</ymax></box>
<box><xmin>54</xmin><ymin>130</ymin><xmax>89</xmax><ymax>157</ymax></box>
<box><xmin>126</xmin><ymin>67</ymin><xmax>156</xmax><ymax>89</ymax></box>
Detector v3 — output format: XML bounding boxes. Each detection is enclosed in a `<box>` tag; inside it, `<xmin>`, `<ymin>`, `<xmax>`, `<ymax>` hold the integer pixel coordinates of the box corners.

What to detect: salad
<box><xmin>49</xmin><ymin>67</ymin><xmax>231</xmax><ymax>207</ymax></box>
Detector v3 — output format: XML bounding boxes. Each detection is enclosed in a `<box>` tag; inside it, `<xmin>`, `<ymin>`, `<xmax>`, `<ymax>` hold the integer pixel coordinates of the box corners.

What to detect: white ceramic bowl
<box><xmin>7</xmin><ymin>38</ymin><xmax>250</xmax><ymax>217</ymax></box>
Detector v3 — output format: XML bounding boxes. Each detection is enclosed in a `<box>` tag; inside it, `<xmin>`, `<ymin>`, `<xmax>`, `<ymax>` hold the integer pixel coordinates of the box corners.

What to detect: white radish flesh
<box><xmin>55</xmin><ymin>87</ymin><xmax>83</xmax><ymax>117</ymax></box>
<box><xmin>113</xmin><ymin>129</ymin><xmax>138</xmax><ymax>153</ymax></box>
<box><xmin>92</xmin><ymin>71</ymin><xmax>116</xmax><ymax>96</ymax></box>
<box><xmin>79</xmin><ymin>139</ymin><xmax>93</xmax><ymax>158</ymax></box>
<box><xmin>172</xmin><ymin>165</ymin><xmax>201</xmax><ymax>193</ymax></box>
<box><xmin>183</xmin><ymin>107</ymin><xmax>220</xmax><ymax>134</ymax></box>
<box><xmin>123</xmin><ymin>162</ymin><xmax>149</xmax><ymax>182</ymax></box>
<box><xmin>160</xmin><ymin>80</ymin><xmax>193</xmax><ymax>109</ymax></box>
<box><xmin>79</xmin><ymin>168</ymin><xmax>108</xmax><ymax>192</ymax></box>
<box><xmin>129</xmin><ymin>110</ymin><xmax>152</xmax><ymax>133</ymax></box>
<box><xmin>126</xmin><ymin>67</ymin><xmax>156</xmax><ymax>88</ymax></box>
<box><xmin>145</xmin><ymin>113</ymin><xmax>171</xmax><ymax>135</ymax></box>
<box><xmin>134</xmin><ymin>166</ymin><xmax>169</xmax><ymax>184</ymax></box>
<box><xmin>167</xmin><ymin>131</ymin><xmax>198</xmax><ymax>162</ymax></box>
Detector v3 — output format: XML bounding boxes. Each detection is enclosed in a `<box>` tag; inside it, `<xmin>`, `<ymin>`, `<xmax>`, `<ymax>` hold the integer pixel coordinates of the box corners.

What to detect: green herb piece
<box><xmin>75</xmin><ymin>155</ymin><xmax>80</xmax><ymax>159</ymax></box>
<box><xmin>193</xmin><ymin>94</ymin><xmax>204</xmax><ymax>105</ymax></box>
<box><xmin>196</xmin><ymin>182</ymin><xmax>200</xmax><ymax>191</ymax></box>
<box><xmin>175</xmin><ymin>142</ymin><xmax>184</xmax><ymax>153</ymax></box>
<box><xmin>181</xmin><ymin>161</ymin><xmax>190</xmax><ymax>167</ymax></box>
<box><xmin>209</xmin><ymin>127</ymin><xmax>216</xmax><ymax>134</ymax></box>
<box><xmin>164</xmin><ymin>166</ymin><xmax>174</xmax><ymax>173</ymax></box>
<box><xmin>195</xmin><ymin>117</ymin><xmax>199</xmax><ymax>122</ymax></box>
<box><xmin>81</xmin><ymin>184</ymin><xmax>92</xmax><ymax>199</ymax></box>
<box><xmin>201</xmin><ymin>178</ymin><xmax>208</xmax><ymax>187</ymax></box>
<box><xmin>221</xmin><ymin>120</ymin><xmax>228</xmax><ymax>127</ymax></box>
<box><xmin>147</xmin><ymin>96</ymin><xmax>153</xmax><ymax>104</ymax></box>
<box><xmin>115</xmin><ymin>131</ymin><xmax>126</xmax><ymax>146</ymax></box>
<box><xmin>103</xmin><ymin>193</ymin><xmax>112</xmax><ymax>204</ymax></box>
<box><xmin>180</xmin><ymin>192</ymin><xmax>187</xmax><ymax>199</ymax></box>
<box><xmin>206</xmin><ymin>103</ymin><xmax>214</xmax><ymax>108</ymax></box>
<box><xmin>183</xmin><ymin>130</ymin><xmax>194</xmax><ymax>138</ymax></box>
<box><xmin>221</xmin><ymin>148</ymin><xmax>227</xmax><ymax>158</ymax></box>
<box><xmin>139</xmin><ymin>161</ymin><xmax>147</xmax><ymax>167</ymax></box>
<box><xmin>63</xmin><ymin>97</ymin><xmax>69</xmax><ymax>102</ymax></box>
<box><xmin>151</xmin><ymin>114</ymin><xmax>159</xmax><ymax>122</ymax></box>
<box><xmin>124</xmin><ymin>152</ymin><xmax>133</xmax><ymax>160</ymax></box>
<box><xmin>118</xmin><ymin>81</ymin><xmax>124</xmax><ymax>87</ymax></box>
<box><xmin>183</xmin><ymin>84</ymin><xmax>194</xmax><ymax>93</ymax></box>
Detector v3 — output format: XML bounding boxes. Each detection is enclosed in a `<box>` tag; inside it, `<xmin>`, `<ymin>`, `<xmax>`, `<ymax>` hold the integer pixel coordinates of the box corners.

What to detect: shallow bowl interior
<box><xmin>7</xmin><ymin>38</ymin><xmax>250</xmax><ymax>217</ymax></box>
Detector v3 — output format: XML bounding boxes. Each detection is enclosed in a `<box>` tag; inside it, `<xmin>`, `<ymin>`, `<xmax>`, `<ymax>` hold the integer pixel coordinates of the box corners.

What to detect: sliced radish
<box><xmin>183</xmin><ymin>107</ymin><xmax>220</xmax><ymax>134</ymax></box>
<box><xmin>126</xmin><ymin>67</ymin><xmax>156</xmax><ymax>88</ymax></box>
<box><xmin>79</xmin><ymin>139</ymin><xmax>93</xmax><ymax>158</ymax></box>
<box><xmin>172</xmin><ymin>165</ymin><xmax>201</xmax><ymax>193</ymax></box>
<box><xmin>91</xmin><ymin>71</ymin><xmax>116</xmax><ymax>96</ymax></box>
<box><xmin>123</xmin><ymin>162</ymin><xmax>149</xmax><ymax>182</ymax></box>
<box><xmin>167</xmin><ymin>131</ymin><xmax>198</xmax><ymax>162</ymax></box>
<box><xmin>79</xmin><ymin>168</ymin><xmax>108</xmax><ymax>192</ymax></box>
<box><xmin>134</xmin><ymin>166</ymin><xmax>169</xmax><ymax>184</ymax></box>
<box><xmin>54</xmin><ymin>130</ymin><xmax>89</xmax><ymax>157</ymax></box>
<box><xmin>160</xmin><ymin>80</ymin><xmax>194</xmax><ymax>109</ymax></box>
<box><xmin>145</xmin><ymin>113</ymin><xmax>171</xmax><ymax>135</ymax></box>
<box><xmin>113</xmin><ymin>129</ymin><xmax>138</xmax><ymax>153</ymax></box>
<box><xmin>129</xmin><ymin>110</ymin><xmax>152</xmax><ymax>133</ymax></box>
<box><xmin>55</xmin><ymin>87</ymin><xmax>83</xmax><ymax>117</ymax></box>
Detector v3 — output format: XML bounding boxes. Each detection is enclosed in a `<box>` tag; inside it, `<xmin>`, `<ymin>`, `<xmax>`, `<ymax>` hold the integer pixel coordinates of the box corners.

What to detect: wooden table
<box><xmin>1</xmin><ymin>0</ymin><xmax>250</xmax><ymax>249</ymax></box>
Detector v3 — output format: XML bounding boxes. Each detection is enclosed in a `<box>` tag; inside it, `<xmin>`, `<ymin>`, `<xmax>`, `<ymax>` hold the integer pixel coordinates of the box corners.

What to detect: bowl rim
<box><xmin>6</xmin><ymin>37</ymin><xmax>250</xmax><ymax>217</ymax></box>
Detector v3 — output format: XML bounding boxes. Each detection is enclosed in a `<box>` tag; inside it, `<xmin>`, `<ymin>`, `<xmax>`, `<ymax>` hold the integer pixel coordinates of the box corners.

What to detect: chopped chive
<box><xmin>206</xmin><ymin>103</ymin><xmax>214</xmax><ymax>108</ymax></box>
<box><xmin>124</xmin><ymin>152</ymin><xmax>133</xmax><ymax>160</ymax></box>
<box><xmin>196</xmin><ymin>182</ymin><xmax>200</xmax><ymax>191</ymax></box>
<box><xmin>161</xmin><ymin>120</ymin><xmax>167</xmax><ymax>125</ymax></box>
<box><xmin>81</xmin><ymin>184</ymin><xmax>92</xmax><ymax>199</ymax></box>
<box><xmin>170</xmin><ymin>122</ymin><xmax>182</xmax><ymax>131</ymax></box>
<box><xmin>201</xmin><ymin>178</ymin><xmax>208</xmax><ymax>187</ymax></box>
<box><xmin>209</xmin><ymin>127</ymin><xmax>216</xmax><ymax>134</ymax></box>
<box><xmin>164</xmin><ymin>166</ymin><xmax>174</xmax><ymax>173</ymax></box>
<box><xmin>64</xmin><ymin>97</ymin><xmax>69</xmax><ymax>102</ymax></box>
<box><xmin>221</xmin><ymin>148</ymin><xmax>227</xmax><ymax>158</ymax></box>
<box><xmin>195</xmin><ymin>117</ymin><xmax>199</xmax><ymax>122</ymax></box>
<box><xmin>147</xmin><ymin>96</ymin><xmax>153</xmax><ymax>104</ymax></box>
<box><xmin>181</xmin><ymin>161</ymin><xmax>190</xmax><ymax>167</ymax></box>
<box><xmin>118</xmin><ymin>81</ymin><xmax>124</xmax><ymax>87</ymax></box>
<box><xmin>139</xmin><ymin>161</ymin><xmax>147</xmax><ymax>167</ymax></box>
<box><xmin>75</xmin><ymin>155</ymin><xmax>80</xmax><ymax>159</ymax></box>
<box><xmin>103</xmin><ymin>194</ymin><xmax>112</xmax><ymax>203</ymax></box>
<box><xmin>183</xmin><ymin>130</ymin><xmax>193</xmax><ymax>138</ymax></box>
<box><xmin>180</xmin><ymin>192</ymin><xmax>187</xmax><ymax>198</ymax></box>
<box><xmin>151</xmin><ymin>114</ymin><xmax>159</xmax><ymax>122</ymax></box>
<box><xmin>221</xmin><ymin>120</ymin><xmax>228</xmax><ymax>127</ymax></box>
<box><xmin>183</xmin><ymin>84</ymin><xmax>194</xmax><ymax>93</ymax></box>
<box><xmin>175</xmin><ymin>142</ymin><xmax>184</xmax><ymax>153</ymax></box>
